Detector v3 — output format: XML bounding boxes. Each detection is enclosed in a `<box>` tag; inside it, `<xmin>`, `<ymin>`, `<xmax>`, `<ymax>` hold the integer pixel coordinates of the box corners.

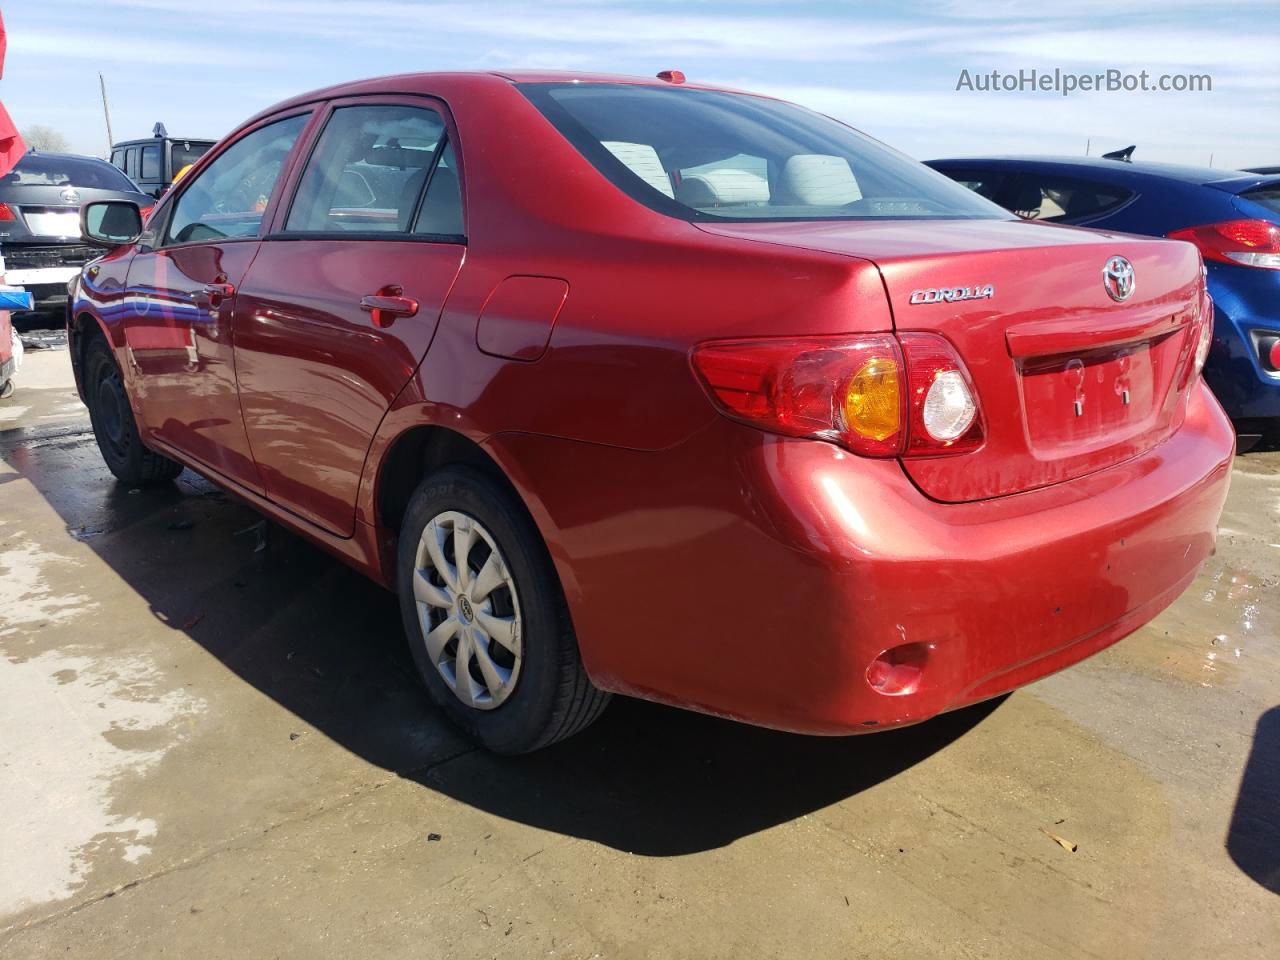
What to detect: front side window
<box><xmin>286</xmin><ymin>104</ymin><xmax>460</xmax><ymax>235</ymax></box>
<box><xmin>1008</xmin><ymin>174</ymin><xmax>1132</xmax><ymax>222</ymax></box>
<box><xmin>520</xmin><ymin>83</ymin><xmax>1010</xmax><ymax>222</ymax></box>
<box><xmin>165</xmin><ymin>113</ymin><xmax>308</xmax><ymax>244</ymax></box>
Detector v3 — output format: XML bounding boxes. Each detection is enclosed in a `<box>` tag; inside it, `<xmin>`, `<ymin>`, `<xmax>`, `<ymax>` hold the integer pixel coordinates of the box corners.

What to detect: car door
<box><xmin>233</xmin><ymin>97</ymin><xmax>466</xmax><ymax>537</ymax></box>
<box><xmin>122</xmin><ymin>112</ymin><xmax>311</xmax><ymax>491</ymax></box>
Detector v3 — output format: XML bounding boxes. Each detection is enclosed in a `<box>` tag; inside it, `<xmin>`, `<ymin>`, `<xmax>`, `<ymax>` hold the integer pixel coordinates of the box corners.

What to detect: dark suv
<box><xmin>1</xmin><ymin>152</ymin><xmax>154</xmax><ymax>317</ymax></box>
<box><xmin>110</xmin><ymin>130</ymin><xmax>215</xmax><ymax>198</ymax></box>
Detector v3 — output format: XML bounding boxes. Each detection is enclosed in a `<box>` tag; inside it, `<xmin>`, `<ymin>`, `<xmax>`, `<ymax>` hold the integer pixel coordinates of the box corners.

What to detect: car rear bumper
<box><xmin>492</xmin><ymin>379</ymin><xmax>1234</xmax><ymax>734</ymax></box>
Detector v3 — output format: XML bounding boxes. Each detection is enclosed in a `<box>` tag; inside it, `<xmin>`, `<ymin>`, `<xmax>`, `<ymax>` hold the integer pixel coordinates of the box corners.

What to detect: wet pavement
<box><xmin>1</xmin><ymin>345</ymin><xmax>1277</xmax><ymax>959</ymax></box>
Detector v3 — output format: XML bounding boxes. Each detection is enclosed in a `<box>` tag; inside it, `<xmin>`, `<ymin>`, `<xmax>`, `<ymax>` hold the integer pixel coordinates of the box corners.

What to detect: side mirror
<box><xmin>81</xmin><ymin>200</ymin><xmax>143</xmax><ymax>248</ymax></box>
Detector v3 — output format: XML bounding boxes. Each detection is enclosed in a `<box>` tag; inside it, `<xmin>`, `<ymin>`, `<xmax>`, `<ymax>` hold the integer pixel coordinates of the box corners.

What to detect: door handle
<box><xmin>361</xmin><ymin>286</ymin><xmax>419</xmax><ymax>329</ymax></box>
<box><xmin>202</xmin><ymin>281</ymin><xmax>236</xmax><ymax>307</ymax></box>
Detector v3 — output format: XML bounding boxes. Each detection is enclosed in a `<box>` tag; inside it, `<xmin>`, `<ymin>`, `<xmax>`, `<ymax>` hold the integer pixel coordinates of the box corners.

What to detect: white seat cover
<box><xmin>675</xmin><ymin>168</ymin><xmax>770</xmax><ymax>207</ymax></box>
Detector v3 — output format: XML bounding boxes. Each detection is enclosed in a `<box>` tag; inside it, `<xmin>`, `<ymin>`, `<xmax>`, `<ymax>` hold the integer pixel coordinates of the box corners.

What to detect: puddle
<box><xmin>0</xmin><ymin>647</ymin><xmax>205</xmax><ymax>919</ymax></box>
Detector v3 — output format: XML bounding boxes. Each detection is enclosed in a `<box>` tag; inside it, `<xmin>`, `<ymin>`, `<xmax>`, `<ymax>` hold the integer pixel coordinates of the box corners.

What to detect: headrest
<box><xmin>778</xmin><ymin>155</ymin><xmax>861</xmax><ymax>205</ymax></box>
<box><xmin>675</xmin><ymin>169</ymin><xmax>769</xmax><ymax>207</ymax></box>
<box><xmin>602</xmin><ymin>142</ymin><xmax>673</xmax><ymax>197</ymax></box>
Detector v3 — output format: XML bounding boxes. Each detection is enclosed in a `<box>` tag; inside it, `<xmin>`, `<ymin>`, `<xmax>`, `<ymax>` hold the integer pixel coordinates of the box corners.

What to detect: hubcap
<box><xmin>412</xmin><ymin>510</ymin><xmax>522</xmax><ymax>710</ymax></box>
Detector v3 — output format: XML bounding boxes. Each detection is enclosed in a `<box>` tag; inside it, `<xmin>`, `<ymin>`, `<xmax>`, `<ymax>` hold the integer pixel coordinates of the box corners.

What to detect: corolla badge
<box><xmin>59</xmin><ymin>187</ymin><xmax>81</xmax><ymax>204</ymax></box>
<box><xmin>909</xmin><ymin>284</ymin><xmax>994</xmax><ymax>305</ymax></box>
<box><xmin>1102</xmin><ymin>255</ymin><xmax>1135</xmax><ymax>302</ymax></box>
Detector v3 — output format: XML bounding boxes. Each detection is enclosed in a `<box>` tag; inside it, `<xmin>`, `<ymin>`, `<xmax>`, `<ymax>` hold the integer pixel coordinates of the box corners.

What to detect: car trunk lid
<box><xmin>695</xmin><ymin>218</ymin><xmax>1204</xmax><ymax>502</ymax></box>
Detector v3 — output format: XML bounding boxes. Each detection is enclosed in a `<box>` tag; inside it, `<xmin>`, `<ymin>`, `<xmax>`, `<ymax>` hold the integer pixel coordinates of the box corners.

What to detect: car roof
<box><xmin>925</xmin><ymin>154</ymin><xmax>1274</xmax><ymax>189</ymax></box>
<box><xmin>245</xmin><ymin>70</ymin><xmax>754</xmax><ymax>125</ymax></box>
<box><xmin>113</xmin><ymin>136</ymin><xmax>215</xmax><ymax>146</ymax></box>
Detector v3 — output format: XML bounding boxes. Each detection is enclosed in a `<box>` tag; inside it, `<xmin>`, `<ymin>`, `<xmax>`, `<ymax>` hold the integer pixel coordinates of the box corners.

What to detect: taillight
<box><xmin>898</xmin><ymin>333</ymin><xmax>983</xmax><ymax>455</ymax></box>
<box><xmin>690</xmin><ymin>333</ymin><xmax>982</xmax><ymax>458</ymax></box>
<box><xmin>1259</xmin><ymin>334</ymin><xmax>1280</xmax><ymax>372</ymax></box>
<box><xmin>139</xmin><ymin>205</ymin><xmax>154</xmax><ymax>223</ymax></box>
<box><xmin>0</xmin><ymin>203</ymin><xmax>15</xmax><ymax>221</ymax></box>
<box><xmin>1168</xmin><ymin>219</ymin><xmax>1280</xmax><ymax>270</ymax></box>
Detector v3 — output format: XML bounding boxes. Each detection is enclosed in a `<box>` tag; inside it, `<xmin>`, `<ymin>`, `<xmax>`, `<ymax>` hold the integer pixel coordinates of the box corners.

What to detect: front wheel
<box><xmin>84</xmin><ymin>337</ymin><xmax>184</xmax><ymax>485</ymax></box>
<box><xmin>397</xmin><ymin>465</ymin><xmax>609</xmax><ymax>754</ymax></box>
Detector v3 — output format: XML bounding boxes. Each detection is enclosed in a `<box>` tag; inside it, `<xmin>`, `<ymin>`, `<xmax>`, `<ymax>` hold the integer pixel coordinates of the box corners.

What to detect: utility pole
<box><xmin>99</xmin><ymin>72</ymin><xmax>114</xmax><ymax>158</ymax></box>
<box><xmin>1085</xmin><ymin>138</ymin><xmax>1090</xmax><ymax>156</ymax></box>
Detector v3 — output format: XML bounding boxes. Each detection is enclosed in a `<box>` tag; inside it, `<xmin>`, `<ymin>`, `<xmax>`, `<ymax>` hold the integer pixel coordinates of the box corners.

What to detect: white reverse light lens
<box><xmin>922</xmin><ymin>370</ymin><xmax>976</xmax><ymax>442</ymax></box>
<box><xmin>1194</xmin><ymin>315</ymin><xmax>1213</xmax><ymax>378</ymax></box>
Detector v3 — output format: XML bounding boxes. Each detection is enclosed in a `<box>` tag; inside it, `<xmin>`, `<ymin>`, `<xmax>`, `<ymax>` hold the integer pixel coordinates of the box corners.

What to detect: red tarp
<box><xmin>0</xmin><ymin>11</ymin><xmax>25</xmax><ymax>177</ymax></box>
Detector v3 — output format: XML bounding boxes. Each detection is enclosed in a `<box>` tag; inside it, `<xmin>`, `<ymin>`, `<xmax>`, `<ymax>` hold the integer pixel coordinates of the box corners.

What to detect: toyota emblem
<box><xmin>1102</xmin><ymin>256</ymin><xmax>1135</xmax><ymax>302</ymax></box>
<box><xmin>59</xmin><ymin>187</ymin><xmax>82</xmax><ymax>205</ymax></box>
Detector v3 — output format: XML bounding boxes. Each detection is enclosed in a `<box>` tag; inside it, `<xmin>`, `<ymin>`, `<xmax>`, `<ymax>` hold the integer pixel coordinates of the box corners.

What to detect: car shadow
<box><xmin>1227</xmin><ymin>706</ymin><xmax>1280</xmax><ymax>894</ymax></box>
<box><xmin>3</xmin><ymin>432</ymin><xmax>1005</xmax><ymax>857</ymax></box>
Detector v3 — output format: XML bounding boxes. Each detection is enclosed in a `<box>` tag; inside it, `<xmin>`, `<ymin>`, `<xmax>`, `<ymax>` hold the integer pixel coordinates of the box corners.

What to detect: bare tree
<box><xmin>21</xmin><ymin>125</ymin><xmax>71</xmax><ymax>152</ymax></box>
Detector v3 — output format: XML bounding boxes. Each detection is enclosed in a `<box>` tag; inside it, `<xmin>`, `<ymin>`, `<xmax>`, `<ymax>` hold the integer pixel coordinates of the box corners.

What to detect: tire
<box><xmin>397</xmin><ymin>465</ymin><xmax>609</xmax><ymax>754</ymax></box>
<box><xmin>84</xmin><ymin>336</ymin><xmax>184</xmax><ymax>485</ymax></box>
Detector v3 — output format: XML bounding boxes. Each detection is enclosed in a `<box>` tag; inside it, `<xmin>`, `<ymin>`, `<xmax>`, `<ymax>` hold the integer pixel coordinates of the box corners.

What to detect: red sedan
<box><xmin>70</xmin><ymin>72</ymin><xmax>1233</xmax><ymax>753</ymax></box>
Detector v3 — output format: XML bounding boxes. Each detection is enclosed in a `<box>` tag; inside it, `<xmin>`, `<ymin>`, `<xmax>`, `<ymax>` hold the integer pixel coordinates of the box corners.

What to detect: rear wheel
<box><xmin>84</xmin><ymin>337</ymin><xmax>183</xmax><ymax>485</ymax></box>
<box><xmin>397</xmin><ymin>465</ymin><xmax>609</xmax><ymax>754</ymax></box>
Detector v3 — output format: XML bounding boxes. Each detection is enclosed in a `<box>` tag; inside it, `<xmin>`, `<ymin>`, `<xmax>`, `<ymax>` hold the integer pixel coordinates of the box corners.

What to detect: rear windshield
<box><xmin>1240</xmin><ymin>185</ymin><xmax>1280</xmax><ymax>217</ymax></box>
<box><xmin>520</xmin><ymin>83</ymin><xmax>1011</xmax><ymax>223</ymax></box>
<box><xmin>170</xmin><ymin>140</ymin><xmax>214</xmax><ymax>172</ymax></box>
<box><xmin>3</xmin><ymin>154</ymin><xmax>137</xmax><ymax>191</ymax></box>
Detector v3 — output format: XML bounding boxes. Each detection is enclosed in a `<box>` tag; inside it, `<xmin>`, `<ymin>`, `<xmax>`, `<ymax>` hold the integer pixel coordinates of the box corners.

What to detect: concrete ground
<box><xmin>1</xmin><ymin>342</ymin><xmax>1276</xmax><ymax>959</ymax></box>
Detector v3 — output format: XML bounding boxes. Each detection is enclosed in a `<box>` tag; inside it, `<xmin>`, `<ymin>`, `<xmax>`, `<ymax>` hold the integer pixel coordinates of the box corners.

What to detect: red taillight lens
<box><xmin>690</xmin><ymin>335</ymin><xmax>905</xmax><ymax>456</ymax></box>
<box><xmin>1168</xmin><ymin>219</ymin><xmax>1280</xmax><ymax>270</ymax></box>
<box><xmin>690</xmin><ymin>333</ymin><xmax>983</xmax><ymax>458</ymax></box>
<box><xmin>0</xmin><ymin>203</ymin><xmax>15</xmax><ymax>221</ymax></box>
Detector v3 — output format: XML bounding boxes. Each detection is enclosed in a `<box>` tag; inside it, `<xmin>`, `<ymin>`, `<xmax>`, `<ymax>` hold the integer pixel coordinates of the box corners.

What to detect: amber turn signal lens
<box><xmin>843</xmin><ymin>357</ymin><xmax>901</xmax><ymax>442</ymax></box>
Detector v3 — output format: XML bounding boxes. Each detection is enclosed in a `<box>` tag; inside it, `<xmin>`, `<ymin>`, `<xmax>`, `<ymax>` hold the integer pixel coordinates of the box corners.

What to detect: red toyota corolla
<box><xmin>70</xmin><ymin>71</ymin><xmax>1233</xmax><ymax>753</ymax></box>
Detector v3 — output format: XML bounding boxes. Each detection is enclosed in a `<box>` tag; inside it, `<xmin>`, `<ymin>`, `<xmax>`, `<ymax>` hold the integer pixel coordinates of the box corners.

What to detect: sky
<box><xmin>2</xmin><ymin>0</ymin><xmax>1278</xmax><ymax>170</ymax></box>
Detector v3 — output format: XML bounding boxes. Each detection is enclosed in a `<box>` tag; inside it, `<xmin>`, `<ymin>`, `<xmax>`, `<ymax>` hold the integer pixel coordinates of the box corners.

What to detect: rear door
<box><xmin>121</xmin><ymin>112</ymin><xmax>312</xmax><ymax>490</ymax></box>
<box><xmin>233</xmin><ymin>97</ymin><xmax>466</xmax><ymax>536</ymax></box>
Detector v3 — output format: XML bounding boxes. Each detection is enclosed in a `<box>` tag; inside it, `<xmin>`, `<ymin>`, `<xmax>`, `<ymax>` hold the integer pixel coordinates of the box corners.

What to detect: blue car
<box><xmin>926</xmin><ymin>154</ymin><xmax>1280</xmax><ymax>444</ymax></box>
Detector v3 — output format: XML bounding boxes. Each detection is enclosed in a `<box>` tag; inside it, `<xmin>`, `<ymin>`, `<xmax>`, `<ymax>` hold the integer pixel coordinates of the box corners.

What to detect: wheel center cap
<box><xmin>458</xmin><ymin>595</ymin><xmax>474</xmax><ymax>622</ymax></box>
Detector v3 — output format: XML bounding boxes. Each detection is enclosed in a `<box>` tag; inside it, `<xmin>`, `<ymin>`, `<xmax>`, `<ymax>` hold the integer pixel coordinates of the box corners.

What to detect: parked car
<box><xmin>110</xmin><ymin>126</ymin><xmax>215</xmax><ymax>198</ymax></box>
<box><xmin>70</xmin><ymin>72</ymin><xmax>1232</xmax><ymax>753</ymax></box>
<box><xmin>1</xmin><ymin>151</ymin><xmax>154</xmax><ymax>317</ymax></box>
<box><xmin>926</xmin><ymin>154</ymin><xmax>1280</xmax><ymax>443</ymax></box>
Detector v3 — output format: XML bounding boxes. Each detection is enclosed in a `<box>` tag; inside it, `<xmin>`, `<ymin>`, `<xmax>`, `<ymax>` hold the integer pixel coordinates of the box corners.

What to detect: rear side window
<box><xmin>2</xmin><ymin>154</ymin><xmax>135</xmax><ymax>191</ymax></box>
<box><xmin>141</xmin><ymin>145</ymin><xmax>161</xmax><ymax>180</ymax></box>
<box><xmin>286</xmin><ymin>104</ymin><xmax>461</xmax><ymax>236</ymax></box>
<box><xmin>165</xmin><ymin>113</ymin><xmax>307</xmax><ymax>244</ymax></box>
<box><xmin>110</xmin><ymin>149</ymin><xmax>125</xmax><ymax>170</ymax></box>
<box><xmin>1007</xmin><ymin>174</ymin><xmax>1132</xmax><ymax>223</ymax></box>
<box><xmin>124</xmin><ymin>148</ymin><xmax>139</xmax><ymax>180</ymax></box>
